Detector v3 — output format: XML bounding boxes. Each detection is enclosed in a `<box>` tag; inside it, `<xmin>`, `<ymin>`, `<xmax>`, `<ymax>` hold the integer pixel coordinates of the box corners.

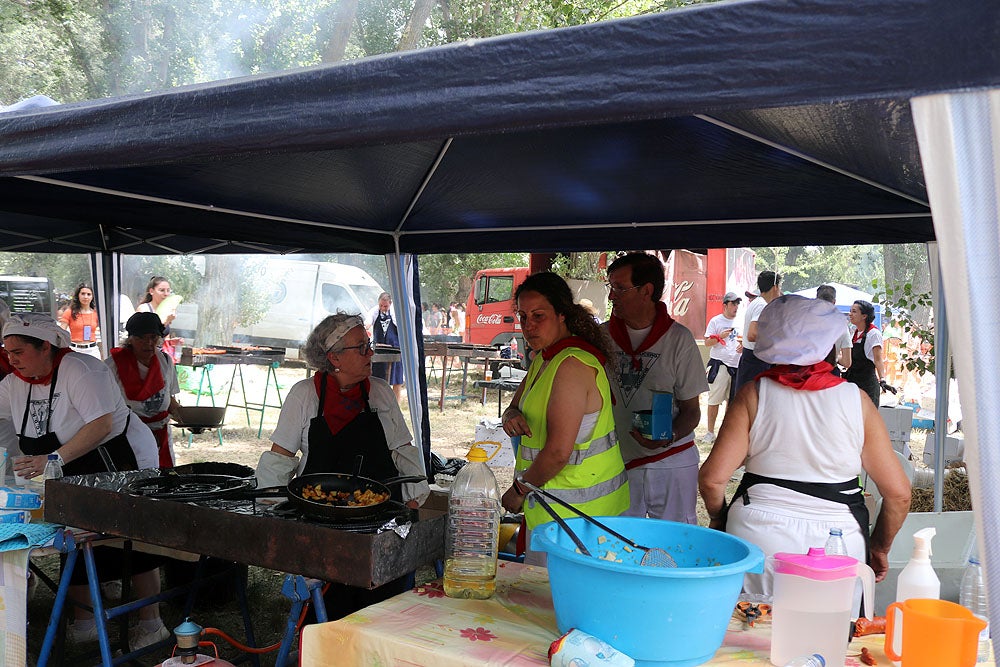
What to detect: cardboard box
<box><xmin>473</xmin><ymin>418</ymin><xmax>517</xmax><ymax>468</ymax></box>
<box><xmin>921</xmin><ymin>431</ymin><xmax>965</xmax><ymax>468</ymax></box>
<box><xmin>879</xmin><ymin>405</ymin><xmax>913</xmax><ymax>442</ymax></box>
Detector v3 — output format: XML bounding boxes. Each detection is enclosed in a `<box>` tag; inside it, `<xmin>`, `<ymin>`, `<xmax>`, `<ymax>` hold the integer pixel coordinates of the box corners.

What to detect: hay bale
<box><xmin>910</xmin><ymin>467</ymin><xmax>972</xmax><ymax>512</ymax></box>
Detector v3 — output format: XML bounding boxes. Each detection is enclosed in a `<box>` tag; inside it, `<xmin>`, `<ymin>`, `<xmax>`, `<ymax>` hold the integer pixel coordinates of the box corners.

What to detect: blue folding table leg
<box><xmin>276</xmin><ymin>575</ymin><xmax>327</xmax><ymax>667</ymax></box>
<box><xmin>38</xmin><ymin>531</ymin><xmax>79</xmax><ymax>667</ymax></box>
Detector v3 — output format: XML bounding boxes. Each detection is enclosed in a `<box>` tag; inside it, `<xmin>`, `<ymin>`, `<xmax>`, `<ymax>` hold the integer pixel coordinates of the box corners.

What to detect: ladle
<box><xmin>519</xmin><ymin>477</ymin><xmax>677</xmax><ymax>567</ymax></box>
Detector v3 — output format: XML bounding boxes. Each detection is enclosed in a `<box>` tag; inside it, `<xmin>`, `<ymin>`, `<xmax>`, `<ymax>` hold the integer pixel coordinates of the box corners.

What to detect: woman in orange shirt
<box><xmin>59</xmin><ymin>283</ymin><xmax>102</xmax><ymax>359</ymax></box>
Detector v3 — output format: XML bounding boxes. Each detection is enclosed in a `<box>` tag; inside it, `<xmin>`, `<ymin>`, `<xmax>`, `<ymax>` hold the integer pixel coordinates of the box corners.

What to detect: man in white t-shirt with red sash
<box><xmin>602</xmin><ymin>253</ymin><xmax>708</xmax><ymax>523</ymax></box>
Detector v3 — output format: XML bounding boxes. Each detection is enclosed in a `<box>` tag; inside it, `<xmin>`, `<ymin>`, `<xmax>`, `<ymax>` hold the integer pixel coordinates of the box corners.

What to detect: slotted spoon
<box><xmin>519</xmin><ymin>477</ymin><xmax>677</xmax><ymax>567</ymax></box>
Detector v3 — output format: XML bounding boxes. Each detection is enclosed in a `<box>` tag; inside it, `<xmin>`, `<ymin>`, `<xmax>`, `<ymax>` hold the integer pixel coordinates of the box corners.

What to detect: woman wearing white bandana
<box><xmin>0</xmin><ymin>314</ymin><xmax>163</xmax><ymax>647</ymax></box>
<box><xmin>256</xmin><ymin>312</ymin><xmax>429</xmax><ymax>619</ymax></box>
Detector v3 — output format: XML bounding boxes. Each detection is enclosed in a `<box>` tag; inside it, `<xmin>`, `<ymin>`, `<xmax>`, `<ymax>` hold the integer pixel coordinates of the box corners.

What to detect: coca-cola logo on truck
<box><xmin>476</xmin><ymin>313</ymin><xmax>504</xmax><ymax>325</ymax></box>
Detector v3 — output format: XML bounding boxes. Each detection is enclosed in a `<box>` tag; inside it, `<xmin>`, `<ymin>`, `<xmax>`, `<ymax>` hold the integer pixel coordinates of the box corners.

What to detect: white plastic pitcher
<box><xmin>770</xmin><ymin>548</ymin><xmax>875</xmax><ymax>667</ymax></box>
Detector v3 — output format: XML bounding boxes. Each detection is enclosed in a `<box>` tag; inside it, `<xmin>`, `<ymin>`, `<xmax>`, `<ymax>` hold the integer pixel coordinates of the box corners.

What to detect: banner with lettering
<box><xmin>663</xmin><ymin>250</ymin><xmax>706</xmax><ymax>335</ymax></box>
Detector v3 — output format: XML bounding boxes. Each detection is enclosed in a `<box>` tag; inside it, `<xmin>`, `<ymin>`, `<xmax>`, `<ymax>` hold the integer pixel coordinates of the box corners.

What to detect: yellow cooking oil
<box><xmin>443</xmin><ymin>556</ymin><xmax>497</xmax><ymax>599</ymax></box>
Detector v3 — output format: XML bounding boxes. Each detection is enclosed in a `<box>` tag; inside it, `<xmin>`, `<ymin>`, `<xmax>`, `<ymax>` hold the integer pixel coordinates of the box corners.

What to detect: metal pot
<box><xmin>250</xmin><ymin>473</ymin><xmax>426</xmax><ymax>521</ymax></box>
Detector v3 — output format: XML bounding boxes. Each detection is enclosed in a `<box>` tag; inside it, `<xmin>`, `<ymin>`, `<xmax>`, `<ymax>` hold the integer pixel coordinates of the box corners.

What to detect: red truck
<box><xmin>465</xmin><ymin>267</ymin><xmax>529</xmax><ymax>349</ymax></box>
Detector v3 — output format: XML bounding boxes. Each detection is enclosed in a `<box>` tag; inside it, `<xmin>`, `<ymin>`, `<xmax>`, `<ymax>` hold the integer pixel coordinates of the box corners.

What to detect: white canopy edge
<box><xmin>912</xmin><ymin>88</ymin><xmax>1000</xmax><ymax>624</ymax></box>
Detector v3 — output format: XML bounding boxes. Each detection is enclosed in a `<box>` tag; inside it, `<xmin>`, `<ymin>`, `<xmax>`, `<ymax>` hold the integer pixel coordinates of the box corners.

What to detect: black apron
<box><xmin>301</xmin><ymin>374</ymin><xmax>409</xmax><ymax>621</ymax></box>
<box><xmin>721</xmin><ymin>471</ymin><xmax>871</xmax><ymax>562</ymax></box>
<box><xmin>19</xmin><ymin>364</ymin><xmax>138</xmax><ymax>477</ymax></box>
<box><xmin>302</xmin><ymin>374</ymin><xmax>400</xmax><ymax>498</ymax></box>
<box><xmin>845</xmin><ymin>330</ymin><xmax>879</xmax><ymax>407</ymax></box>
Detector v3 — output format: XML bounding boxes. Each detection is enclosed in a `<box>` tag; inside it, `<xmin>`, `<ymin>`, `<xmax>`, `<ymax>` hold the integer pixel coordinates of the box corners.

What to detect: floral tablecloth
<box><xmin>300</xmin><ymin>561</ymin><xmax>982</xmax><ymax>667</ymax></box>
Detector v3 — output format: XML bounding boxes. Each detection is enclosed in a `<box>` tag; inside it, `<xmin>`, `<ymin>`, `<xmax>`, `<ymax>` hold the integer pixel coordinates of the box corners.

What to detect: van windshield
<box><xmin>352</xmin><ymin>285</ymin><xmax>384</xmax><ymax>311</ymax></box>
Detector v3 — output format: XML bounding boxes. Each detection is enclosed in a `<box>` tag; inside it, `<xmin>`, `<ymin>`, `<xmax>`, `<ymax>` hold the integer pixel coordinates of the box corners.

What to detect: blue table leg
<box><xmin>37</xmin><ymin>532</ymin><xmax>78</xmax><ymax>667</ymax></box>
<box><xmin>277</xmin><ymin>575</ymin><xmax>327</xmax><ymax>667</ymax></box>
<box><xmin>81</xmin><ymin>542</ymin><xmax>115</xmax><ymax>666</ymax></box>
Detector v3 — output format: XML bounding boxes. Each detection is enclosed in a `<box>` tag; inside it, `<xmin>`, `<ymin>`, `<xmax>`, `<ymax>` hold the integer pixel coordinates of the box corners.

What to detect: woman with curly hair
<box><xmin>500</xmin><ymin>272</ymin><xmax>628</xmax><ymax>564</ymax></box>
<box><xmin>59</xmin><ymin>283</ymin><xmax>102</xmax><ymax>358</ymax></box>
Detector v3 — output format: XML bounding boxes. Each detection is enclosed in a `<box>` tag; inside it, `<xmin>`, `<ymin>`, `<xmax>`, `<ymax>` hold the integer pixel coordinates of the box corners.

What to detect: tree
<box><xmin>418</xmin><ymin>252</ymin><xmax>527</xmax><ymax>306</ymax></box>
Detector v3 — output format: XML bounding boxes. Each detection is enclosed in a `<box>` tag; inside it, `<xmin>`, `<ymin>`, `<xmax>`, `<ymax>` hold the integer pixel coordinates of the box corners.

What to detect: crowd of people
<box><xmin>0</xmin><ymin>276</ymin><xmax>186</xmax><ymax>649</ymax></box>
<box><xmin>492</xmin><ymin>256</ymin><xmax>910</xmax><ymax>594</ymax></box>
<box><xmin>0</xmin><ymin>257</ymin><xmax>913</xmax><ymax>642</ymax></box>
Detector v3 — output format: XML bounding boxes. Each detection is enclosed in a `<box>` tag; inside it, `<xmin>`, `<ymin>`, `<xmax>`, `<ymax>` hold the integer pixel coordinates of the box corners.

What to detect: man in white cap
<box><xmin>699</xmin><ymin>295</ymin><xmax>911</xmax><ymax>594</ymax></box>
<box><xmin>702</xmin><ymin>292</ymin><xmax>742</xmax><ymax>444</ymax></box>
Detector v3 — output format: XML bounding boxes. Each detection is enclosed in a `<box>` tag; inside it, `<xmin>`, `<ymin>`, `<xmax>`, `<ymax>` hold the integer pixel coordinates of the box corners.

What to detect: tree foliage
<box><xmin>418</xmin><ymin>252</ymin><xmax>527</xmax><ymax>306</ymax></box>
<box><xmin>1</xmin><ymin>0</ymin><xmax>720</xmax><ymax>105</ymax></box>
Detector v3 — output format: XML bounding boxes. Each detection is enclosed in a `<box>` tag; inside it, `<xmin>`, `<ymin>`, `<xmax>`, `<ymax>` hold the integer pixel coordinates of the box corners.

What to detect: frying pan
<box><xmin>248</xmin><ymin>472</ymin><xmax>426</xmax><ymax>520</ymax></box>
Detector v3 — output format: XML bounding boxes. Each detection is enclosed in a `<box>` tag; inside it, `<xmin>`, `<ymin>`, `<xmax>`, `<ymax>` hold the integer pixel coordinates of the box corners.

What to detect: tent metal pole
<box><xmin>932</xmin><ymin>266</ymin><xmax>949</xmax><ymax>513</ymax></box>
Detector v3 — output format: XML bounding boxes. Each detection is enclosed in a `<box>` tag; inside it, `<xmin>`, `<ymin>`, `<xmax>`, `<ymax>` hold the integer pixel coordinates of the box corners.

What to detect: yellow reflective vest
<box><xmin>515</xmin><ymin>345</ymin><xmax>629</xmax><ymax>529</ymax></box>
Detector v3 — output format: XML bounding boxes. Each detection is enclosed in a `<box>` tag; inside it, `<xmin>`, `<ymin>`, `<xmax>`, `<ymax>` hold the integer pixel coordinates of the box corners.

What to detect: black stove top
<box><xmin>261</xmin><ymin>499</ymin><xmax>416</xmax><ymax>533</ymax></box>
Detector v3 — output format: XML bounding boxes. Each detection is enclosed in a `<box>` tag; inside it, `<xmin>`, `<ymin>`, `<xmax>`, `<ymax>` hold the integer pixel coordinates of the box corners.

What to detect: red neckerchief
<box><xmin>756</xmin><ymin>362</ymin><xmax>846</xmax><ymax>391</ymax></box>
<box><xmin>608</xmin><ymin>301</ymin><xmax>674</xmax><ymax>370</ymax></box>
<box><xmin>852</xmin><ymin>323</ymin><xmax>875</xmax><ymax>344</ymax></box>
<box><xmin>110</xmin><ymin>346</ymin><xmax>165</xmax><ymax>401</ymax></box>
<box><xmin>314</xmin><ymin>373</ymin><xmax>372</xmax><ymax>437</ymax></box>
<box><xmin>13</xmin><ymin>347</ymin><xmax>72</xmax><ymax>384</ymax></box>
<box><xmin>0</xmin><ymin>348</ymin><xmax>12</xmax><ymax>376</ymax></box>
<box><xmin>541</xmin><ymin>336</ymin><xmax>606</xmax><ymax>365</ymax></box>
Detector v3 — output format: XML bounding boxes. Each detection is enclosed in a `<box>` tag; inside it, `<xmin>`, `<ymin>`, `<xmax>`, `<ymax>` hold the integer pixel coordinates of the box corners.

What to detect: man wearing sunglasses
<box><xmin>602</xmin><ymin>253</ymin><xmax>708</xmax><ymax>524</ymax></box>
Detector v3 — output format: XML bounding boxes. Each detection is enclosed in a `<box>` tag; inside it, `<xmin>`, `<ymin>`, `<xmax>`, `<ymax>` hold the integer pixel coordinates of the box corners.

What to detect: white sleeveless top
<box><xmin>747</xmin><ymin>379</ymin><xmax>864</xmax><ymax>484</ymax></box>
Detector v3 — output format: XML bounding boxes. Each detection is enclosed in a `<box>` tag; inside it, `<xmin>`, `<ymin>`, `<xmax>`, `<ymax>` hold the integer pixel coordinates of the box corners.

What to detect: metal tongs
<box><xmin>519</xmin><ymin>477</ymin><xmax>677</xmax><ymax>567</ymax></box>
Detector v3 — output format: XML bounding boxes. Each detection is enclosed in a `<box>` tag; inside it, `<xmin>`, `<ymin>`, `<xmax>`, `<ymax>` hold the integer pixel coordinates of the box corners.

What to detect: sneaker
<box><xmin>129</xmin><ymin>623</ymin><xmax>170</xmax><ymax>652</ymax></box>
<box><xmin>101</xmin><ymin>580</ymin><xmax>123</xmax><ymax>601</ymax></box>
<box><xmin>66</xmin><ymin>622</ymin><xmax>99</xmax><ymax>644</ymax></box>
<box><xmin>700</xmin><ymin>432</ymin><xmax>716</xmax><ymax>444</ymax></box>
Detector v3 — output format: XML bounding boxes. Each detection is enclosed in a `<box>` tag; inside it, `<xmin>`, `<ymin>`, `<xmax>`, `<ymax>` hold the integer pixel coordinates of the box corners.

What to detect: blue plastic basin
<box><xmin>533</xmin><ymin>516</ymin><xmax>764</xmax><ymax>667</ymax></box>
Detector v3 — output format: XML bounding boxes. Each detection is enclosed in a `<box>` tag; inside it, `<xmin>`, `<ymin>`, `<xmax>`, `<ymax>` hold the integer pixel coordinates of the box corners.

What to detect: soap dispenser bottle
<box><xmin>895</xmin><ymin>527</ymin><xmax>941</xmax><ymax>602</ymax></box>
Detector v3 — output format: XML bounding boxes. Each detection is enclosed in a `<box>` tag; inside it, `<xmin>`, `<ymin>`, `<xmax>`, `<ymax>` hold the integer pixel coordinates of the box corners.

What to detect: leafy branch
<box><xmin>872</xmin><ymin>279</ymin><xmax>942</xmax><ymax>378</ymax></box>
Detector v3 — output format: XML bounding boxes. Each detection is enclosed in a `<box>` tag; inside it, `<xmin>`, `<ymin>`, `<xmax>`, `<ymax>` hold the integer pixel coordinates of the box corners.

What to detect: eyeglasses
<box><xmin>605</xmin><ymin>283</ymin><xmax>641</xmax><ymax>294</ymax></box>
<box><xmin>336</xmin><ymin>339</ymin><xmax>373</xmax><ymax>355</ymax></box>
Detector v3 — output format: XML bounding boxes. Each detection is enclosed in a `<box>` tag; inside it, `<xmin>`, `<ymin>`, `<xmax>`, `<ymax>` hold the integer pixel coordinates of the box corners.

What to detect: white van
<box><xmin>172</xmin><ymin>260</ymin><xmax>385</xmax><ymax>351</ymax></box>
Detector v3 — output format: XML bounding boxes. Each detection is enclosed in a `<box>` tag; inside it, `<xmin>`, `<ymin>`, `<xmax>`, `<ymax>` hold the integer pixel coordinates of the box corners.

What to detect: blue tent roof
<box><xmin>0</xmin><ymin>0</ymin><xmax>996</xmax><ymax>255</ymax></box>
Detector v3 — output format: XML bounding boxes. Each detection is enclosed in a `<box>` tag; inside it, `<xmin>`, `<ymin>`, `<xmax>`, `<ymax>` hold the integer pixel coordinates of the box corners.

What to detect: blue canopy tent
<box><xmin>0</xmin><ymin>0</ymin><xmax>999</xmax><ymax>624</ymax></box>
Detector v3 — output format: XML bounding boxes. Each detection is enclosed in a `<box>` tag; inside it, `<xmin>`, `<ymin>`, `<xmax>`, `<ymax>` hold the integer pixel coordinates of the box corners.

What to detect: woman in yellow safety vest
<box><xmin>500</xmin><ymin>272</ymin><xmax>629</xmax><ymax>565</ymax></box>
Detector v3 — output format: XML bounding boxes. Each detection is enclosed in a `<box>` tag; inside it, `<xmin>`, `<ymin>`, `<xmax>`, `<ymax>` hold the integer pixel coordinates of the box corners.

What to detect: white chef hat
<box><xmin>2</xmin><ymin>313</ymin><xmax>72</xmax><ymax>349</ymax></box>
<box><xmin>754</xmin><ymin>294</ymin><xmax>846</xmax><ymax>366</ymax></box>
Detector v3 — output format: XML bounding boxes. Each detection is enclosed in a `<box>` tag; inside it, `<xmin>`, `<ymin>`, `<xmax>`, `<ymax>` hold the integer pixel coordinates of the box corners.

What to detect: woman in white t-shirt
<box><xmin>0</xmin><ymin>314</ymin><xmax>165</xmax><ymax>649</ymax></box>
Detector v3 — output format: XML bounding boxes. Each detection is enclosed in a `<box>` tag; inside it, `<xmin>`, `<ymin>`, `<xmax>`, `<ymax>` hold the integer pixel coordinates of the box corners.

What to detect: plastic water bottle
<box><xmin>43</xmin><ymin>454</ymin><xmax>63</xmax><ymax>481</ymax></box>
<box><xmin>824</xmin><ymin>528</ymin><xmax>848</xmax><ymax>556</ymax></box>
<box><xmin>959</xmin><ymin>556</ymin><xmax>990</xmax><ymax>663</ymax></box>
<box><xmin>444</xmin><ymin>447</ymin><xmax>501</xmax><ymax>600</ymax></box>
<box><xmin>783</xmin><ymin>655</ymin><xmax>825</xmax><ymax>667</ymax></box>
<box><xmin>510</xmin><ymin>335</ymin><xmax>519</xmax><ymax>360</ymax></box>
